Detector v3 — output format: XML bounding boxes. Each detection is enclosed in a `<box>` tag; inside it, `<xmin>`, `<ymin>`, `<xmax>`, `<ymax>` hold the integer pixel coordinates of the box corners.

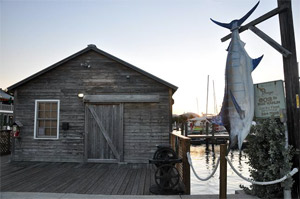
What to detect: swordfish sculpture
<box><xmin>211</xmin><ymin>1</ymin><xmax>263</xmax><ymax>150</ymax></box>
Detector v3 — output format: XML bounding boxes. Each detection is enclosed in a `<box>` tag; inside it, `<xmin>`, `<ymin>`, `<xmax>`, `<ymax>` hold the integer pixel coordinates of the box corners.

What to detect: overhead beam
<box><xmin>221</xmin><ymin>5</ymin><xmax>288</xmax><ymax>42</ymax></box>
<box><xmin>83</xmin><ymin>94</ymin><xmax>160</xmax><ymax>103</ymax></box>
<box><xmin>248</xmin><ymin>25</ymin><xmax>292</xmax><ymax>58</ymax></box>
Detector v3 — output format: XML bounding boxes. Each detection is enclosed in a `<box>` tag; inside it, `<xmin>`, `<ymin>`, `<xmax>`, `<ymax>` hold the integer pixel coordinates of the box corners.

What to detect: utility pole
<box><xmin>277</xmin><ymin>0</ymin><xmax>300</xmax><ymax>197</ymax></box>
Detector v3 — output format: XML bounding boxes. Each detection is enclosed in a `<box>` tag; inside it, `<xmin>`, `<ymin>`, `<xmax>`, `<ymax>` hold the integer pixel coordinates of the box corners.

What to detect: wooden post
<box><xmin>185</xmin><ymin>122</ymin><xmax>188</xmax><ymax>137</ymax></box>
<box><xmin>170</xmin><ymin>133</ymin><xmax>191</xmax><ymax>194</ymax></box>
<box><xmin>277</xmin><ymin>0</ymin><xmax>300</xmax><ymax>196</ymax></box>
<box><xmin>212</xmin><ymin>124</ymin><xmax>215</xmax><ymax>151</ymax></box>
<box><xmin>205</xmin><ymin>121</ymin><xmax>209</xmax><ymax>147</ymax></box>
<box><xmin>212</xmin><ymin>124</ymin><xmax>215</xmax><ymax>144</ymax></box>
<box><xmin>219</xmin><ymin>144</ymin><xmax>227</xmax><ymax>199</ymax></box>
<box><xmin>182</xmin><ymin>137</ymin><xmax>191</xmax><ymax>194</ymax></box>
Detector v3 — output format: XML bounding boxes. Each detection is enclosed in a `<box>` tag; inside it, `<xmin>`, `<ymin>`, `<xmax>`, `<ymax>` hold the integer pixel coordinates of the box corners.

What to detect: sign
<box><xmin>254</xmin><ymin>80</ymin><xmax>286</xmax><ymax>118</ymax></box>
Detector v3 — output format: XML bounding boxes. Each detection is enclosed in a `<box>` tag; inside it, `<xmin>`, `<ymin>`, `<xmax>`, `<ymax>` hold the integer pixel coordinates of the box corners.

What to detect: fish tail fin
<box><xmin>210</xmin><ymin>18</ymin><xmax>231</xmax><ymax>30</ymax></box>
<box><xmin>252</xmin><ymin>55</ymin><xmax>264</xmax><ymax>71</ymax></box>
<box><xmin>238</xmin><ymin>127</ymin><xmax>250</xmax><ymax>150</ymax></box>
<box><xmin>211</xmin><ymin>1</ymin><xmax>260</xmax><ymax>29</ymax></box>
<box><xmin>238</xmin><ymin>135</ymin><xmax>243</xmax><ymax>150</ymax></box>
<box><xmin>230</xmin><ymin>135</ymin><xmax>238</xmax><ymax>149</ymax></box>
<box><xmin>229</xmin><ymin>90</ymin><xmax>245</xmax><ymax>119</ymax></box>
<box><xmin>237</xmin><ymin>1</ymin><xmax>260</xmax><ymax>27</ymax></box>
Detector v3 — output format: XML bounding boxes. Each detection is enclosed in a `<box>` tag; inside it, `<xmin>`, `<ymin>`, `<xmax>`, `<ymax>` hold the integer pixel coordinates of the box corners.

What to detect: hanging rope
<box><xmin>225</xmin><ymin>156</ymin><xmax>299</xmax><ymax>185</ymax></box>
<box><xmin>187</xmin><ymin>151</ymin><xmax>298</xmax><ymax>184</ymax></box>
<box><xmin>187</xmin><ymin>152</ymin><xmax>220</xmax><ymax>181</ymax></box>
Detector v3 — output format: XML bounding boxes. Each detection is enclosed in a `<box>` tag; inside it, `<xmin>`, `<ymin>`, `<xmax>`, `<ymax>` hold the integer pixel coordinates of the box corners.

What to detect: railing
<box><xmin>170</xmin><ymin>132</ymin><xmax>191</xmax><ymax>194</ymax></box>
<box><xmin>0</xmin><ymin>130</ymin><xmax>12</xmax><ymax>155</ymax></box>
<box><xmin>0</xmin><ymin>104</ymin><xmax>13</xmax><ymax>112</ymax></box>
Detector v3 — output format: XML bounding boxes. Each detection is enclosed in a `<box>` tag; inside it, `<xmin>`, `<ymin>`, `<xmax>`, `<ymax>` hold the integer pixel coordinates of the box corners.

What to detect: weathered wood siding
<box><xmin>12</xmin><ymin>50</ymin><xmax>172</xmax><ymax>163</ymax></box>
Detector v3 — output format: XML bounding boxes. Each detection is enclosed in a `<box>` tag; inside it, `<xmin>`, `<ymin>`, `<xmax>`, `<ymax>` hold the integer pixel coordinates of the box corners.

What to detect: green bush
<box><xmin>240</xmin><ymin>118</ymin><xmax>294</xmax><ymax>198</ymax></box>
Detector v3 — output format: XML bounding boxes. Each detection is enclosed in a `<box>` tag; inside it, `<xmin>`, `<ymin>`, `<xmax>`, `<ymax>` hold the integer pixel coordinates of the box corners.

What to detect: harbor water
<box><xmin>190</xmin><ymin>144</ymin><xmax>251</xmax><ymax>194</ymax></box>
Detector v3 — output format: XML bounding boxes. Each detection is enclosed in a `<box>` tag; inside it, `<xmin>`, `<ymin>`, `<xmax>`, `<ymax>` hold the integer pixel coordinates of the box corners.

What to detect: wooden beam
<box><xmin>83</xmin><ymin>94</ymin><xmax>160</xmax><ymax>103</ymax></box>
<box><xmin>277</xmin><ymin>0</ymin><xmax>300</xmax><ymax>196</ymax></box>
<box><xmin>87</xmin><ymin>159</ymin><xmax>118</xmax><ymax>163</ymax></box>
<box><xmin>221</xmin><ymin>5</ymin><xmax>288</xmax><ymax>42</ymax></box>
<box><xmin>249</xmin><ymin>26</ymin><xmax>292</xmax><ymax>57</ymax></box>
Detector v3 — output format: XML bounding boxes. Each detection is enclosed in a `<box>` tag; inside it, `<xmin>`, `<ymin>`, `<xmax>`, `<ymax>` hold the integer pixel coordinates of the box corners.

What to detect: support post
<box><xmin>185</xmin><ymin>122</ymin><xmax>188</xmax><ymax>137</ymax></box>
<box><xmin>277</xmin><ymin>0</ymin><xmax>300</xmax><ymax>196</ymax></box>
<box><xmin>220</xmin><ymin>144</ymin><xmax>227</xmax><ymax>199</ymax></box>
<box><xmin>205</xmin><ymin>121</ymin><xmax>209</xmax><ymax>147</ymax></box>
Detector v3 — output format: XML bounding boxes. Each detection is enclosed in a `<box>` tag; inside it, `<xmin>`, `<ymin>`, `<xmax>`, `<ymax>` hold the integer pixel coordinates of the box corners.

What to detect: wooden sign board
<box><xmin>254</xmin><ymin>80</ymin><xmax>286</xmax><ymax>118</ymax></box>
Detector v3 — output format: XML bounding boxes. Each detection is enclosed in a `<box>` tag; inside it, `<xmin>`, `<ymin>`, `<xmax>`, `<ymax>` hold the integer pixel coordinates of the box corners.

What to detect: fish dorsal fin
<box><xmin>229</xmin><ymin>90</ymin><xmax>245</xmax><ymax>119</ymax></box>
<box><xmin>252</xmin><ymin>55</ymin><xmax>264</xmax><ymax>71</ymax></box>
<box><xmin>240</xmin><ymin>40</ymin><xmax>246</xmax><ymax>47</ymax></box>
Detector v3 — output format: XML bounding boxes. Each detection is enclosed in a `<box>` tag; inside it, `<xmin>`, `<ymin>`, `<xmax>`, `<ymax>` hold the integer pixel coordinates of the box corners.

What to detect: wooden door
<box><xmin>85</xmin><ymin>104</ymin><xmax>123</xmax><ymax>163</ymax></box>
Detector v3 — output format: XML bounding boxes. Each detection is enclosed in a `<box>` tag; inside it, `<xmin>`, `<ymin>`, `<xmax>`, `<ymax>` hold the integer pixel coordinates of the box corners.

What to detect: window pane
<box><xmin>38</xmin><ymin>127</ymin><xmax>45</xmax><ymax>136</ymax></box>
<box><xmin>45</xmin><ymin>111</ymin><xmax>51</xmax><ymax>118</ymax></box>
<box><xmin>39</xmin><ymin>120</ymin><xmax>45</xmax><ymax>128</ymax></box>
<box><xmin>39</xmin><ymin>103</ymin><xmax>45</xmax><ymax>111</ymax></box>
<box><xmin>51</xmin><ymin>128</ymin><xmax>57</xmax><ymax>136</ymax></box>
<box><xmin>45</xmin><ymin>103</ymin><xmax>51</xmax><ymax>111</ymax></box>
<box><xmin>52</xmin><ymin>103</ymin><xmax>57</xmax><ymax>110</ymax></box>
<box><xmin>45</xmin><ymin>128</ymin><xmax>51</xmax><ymax>136</ymax></box>
<box><xmin>51</xmin><ymin>111</ymin><xmax>57</xmax><ymax>119</ymax></box>
<box><xmin>38</xmin><ymin>111</ymin><xmax>45</xmax><ymax>118</ymax></box>
<box><xmin>45</xmin><ymin>120</ymin><xmax>51</xmax><ymax>128</ymax></box>
<box><xmin>51</xmin><ymin>121</ymin><xmax>57</xmax><ymax>128</ymax></box>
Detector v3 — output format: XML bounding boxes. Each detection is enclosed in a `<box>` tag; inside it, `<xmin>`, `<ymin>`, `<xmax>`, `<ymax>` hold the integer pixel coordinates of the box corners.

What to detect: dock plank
<box><xmin>0</xmin><ymin>155</ymin><xmax>157</xmax><ymax>195</ymax></box>
<box><xmin>136</xmin><ymin>165</ymin><xmax>147</xmax><ymax>195</ymax></box>
<box><xmin>110</xmin><ymin>167</ymin><xmax>129</xmax><ymax>195</ymax></box>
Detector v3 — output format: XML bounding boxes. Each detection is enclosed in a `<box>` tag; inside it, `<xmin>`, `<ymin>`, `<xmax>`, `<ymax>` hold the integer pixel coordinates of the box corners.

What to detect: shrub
<box><xmin>240</xmin><ymin>118</ymin><xmax>294</xmax><ymax>198</ymax></box>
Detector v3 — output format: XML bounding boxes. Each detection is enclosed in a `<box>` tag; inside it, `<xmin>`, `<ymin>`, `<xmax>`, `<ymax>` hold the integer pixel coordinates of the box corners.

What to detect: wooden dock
<box><xmin>0</xmin><ymin>155</ymin><xmax>156</xmax><ymax>195</ymax></box>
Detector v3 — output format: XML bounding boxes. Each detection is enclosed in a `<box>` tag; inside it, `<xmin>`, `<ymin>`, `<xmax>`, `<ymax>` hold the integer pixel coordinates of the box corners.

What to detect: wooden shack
<box><xmin>7</xmin><ymin>44</ymin><xmax>177</xmax><ymax>163</ymax></box>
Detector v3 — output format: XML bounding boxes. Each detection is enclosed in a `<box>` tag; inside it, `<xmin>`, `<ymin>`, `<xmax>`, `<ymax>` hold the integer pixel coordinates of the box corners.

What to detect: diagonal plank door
<box><xmin>86</xmin><ymin>104</ymin><xmax>123</xmax><ymax>163</ymax></box>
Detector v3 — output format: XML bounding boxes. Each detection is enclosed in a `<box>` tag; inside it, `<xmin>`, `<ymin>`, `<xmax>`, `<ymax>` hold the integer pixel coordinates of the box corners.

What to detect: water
<box><xmin>190</xmin><ymin>144</ymin><xmax>251</xmax><ymax>194</ymax></box>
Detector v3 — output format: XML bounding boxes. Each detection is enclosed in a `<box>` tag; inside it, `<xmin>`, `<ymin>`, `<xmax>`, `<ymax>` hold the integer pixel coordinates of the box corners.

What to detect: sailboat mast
<box><xmin>213</xmin><ymin>80</ymin><xmax>218</xmax><ymax>114</ymax></box>
<box><xmin>206</xmin><ymin>75</ymin><xmax>209</xmax><ymax>116</ymax></box>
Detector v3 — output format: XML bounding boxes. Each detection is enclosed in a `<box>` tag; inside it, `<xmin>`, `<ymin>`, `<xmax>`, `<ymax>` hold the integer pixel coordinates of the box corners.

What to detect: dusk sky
<box><xmin>1</xmin><ymin>0</ymin><xmax>299</xmax><ymax>115</ymax></box>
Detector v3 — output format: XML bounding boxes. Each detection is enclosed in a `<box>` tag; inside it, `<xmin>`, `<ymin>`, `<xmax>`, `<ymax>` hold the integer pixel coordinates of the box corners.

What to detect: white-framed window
<box><xmin>34</xmin><ymin>100</ymin><xmax>60</xmax><ymax>139</ymax></box>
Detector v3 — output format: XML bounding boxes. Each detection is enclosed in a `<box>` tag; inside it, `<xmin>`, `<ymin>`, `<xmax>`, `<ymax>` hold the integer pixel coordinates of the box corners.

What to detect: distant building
<box><xmin>8</xmin><ymin>44</ymin><xmax>177</xmax><ymax>163</ymax></box>
<box><xmin>0</xmin><ymin>89</ymin><xmax>13</xmax><ymax>130</ymax></box>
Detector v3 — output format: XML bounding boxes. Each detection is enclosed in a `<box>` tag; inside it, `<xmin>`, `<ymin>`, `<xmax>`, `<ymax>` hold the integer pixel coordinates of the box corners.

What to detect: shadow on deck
<box><xmin>0</xmin><ymin>155</ymin><xmax>156</xmax><ymax>195</ymax></box>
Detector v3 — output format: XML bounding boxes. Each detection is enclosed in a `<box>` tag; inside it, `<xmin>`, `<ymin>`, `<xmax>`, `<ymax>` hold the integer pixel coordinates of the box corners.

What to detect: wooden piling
<box><xmin>219</xmin><ymin>144</ymin><xmax>227</xmax><ymax>199</ymax></box>
<box><xmin>277</xmin><ymin>0</ymin><xmax>300</xmax><ymax>196</ymax></box>
<box><xmin>185</xmin><ymin>122</ymin><xmax>188</xmax><ymax>137</ymax></box>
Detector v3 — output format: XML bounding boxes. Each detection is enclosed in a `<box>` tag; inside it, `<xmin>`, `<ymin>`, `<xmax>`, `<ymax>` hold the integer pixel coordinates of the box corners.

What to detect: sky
<box><xmin>0</xmin><ymin>0</ymin><xmax>299</xmax><ymax>115</ymax></box>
